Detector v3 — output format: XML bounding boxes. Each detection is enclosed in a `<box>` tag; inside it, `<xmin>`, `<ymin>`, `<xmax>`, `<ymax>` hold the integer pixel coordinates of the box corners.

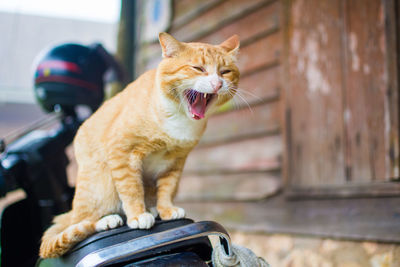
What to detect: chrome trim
<box><xmin>76</xmin><ymin>221</ymin><xmax>232</xmax><ymax>267</ymax></box>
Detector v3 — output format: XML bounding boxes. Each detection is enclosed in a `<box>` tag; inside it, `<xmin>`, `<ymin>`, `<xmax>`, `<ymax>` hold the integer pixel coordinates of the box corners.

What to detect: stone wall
<box><xmin>230</xmin><ymin>232</ymin><xmax>400</xmax><ymax>267</ymax></box>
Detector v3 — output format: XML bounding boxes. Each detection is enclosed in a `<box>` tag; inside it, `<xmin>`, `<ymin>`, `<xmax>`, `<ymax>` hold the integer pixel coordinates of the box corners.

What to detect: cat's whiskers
<box><xmin>171</xmin><ymin>82</ymin><xmax>191</xmax><ymax>114</ymax></box>
<box><xmin>234</xmin><ymin>91</ymin><xmax>254</xmax><ymax>115</ymax></box>
<box><xmin>224</xmin><ymin>81</ymin><xmax>256</xmax><ymax>114</ymax></box>
<box><xmin>226</xmin><ymin>89</ymin><xmax>241</xmax><ymax>111</ymax></box>
<box><xmin>235</xmin><ymin>88</ymin><xmax>262</xmax><ymax>101</ymax></box>
<box><xmin>221</xmin><ymin>83</ymin><xmax>253</xmax><ymax>115</ymax></box>
<box><xmin>232</xmin><ymin>96</ymin><xmax>241</xmax><ymax>111</ymax></box>
<box><xmin>177</xmin><ymin>94</ymin><xmax>185</xmax><ymax>114</ymax></box>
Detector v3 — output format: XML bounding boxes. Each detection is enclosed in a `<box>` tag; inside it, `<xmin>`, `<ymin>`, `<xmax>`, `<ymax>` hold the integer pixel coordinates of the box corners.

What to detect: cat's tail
<box><xmin>39</xmin><ymin>212</ymin><xmax>96</xmax><ymax>258</ymax></box>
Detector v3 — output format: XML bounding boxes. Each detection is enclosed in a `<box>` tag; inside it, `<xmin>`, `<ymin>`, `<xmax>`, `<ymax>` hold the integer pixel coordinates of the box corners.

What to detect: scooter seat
<box><xmin>36</xmin><ymin>218</ymin><xmax>213</xmax><ymax>267</ymax></box>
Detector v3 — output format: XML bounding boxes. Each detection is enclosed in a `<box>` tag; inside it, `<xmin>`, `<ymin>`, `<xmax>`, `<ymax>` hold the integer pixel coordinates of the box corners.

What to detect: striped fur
<box><xmin>39</xmin><ymin>212</ymin><xmax>96</xmax><ymax>258</ymax></box>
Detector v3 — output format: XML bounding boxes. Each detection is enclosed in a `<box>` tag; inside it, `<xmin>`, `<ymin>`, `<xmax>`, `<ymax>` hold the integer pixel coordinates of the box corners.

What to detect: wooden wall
<box><xmin>284</xmin><ymin>0</ymin><xmax>400</xmax><ymax>198</ymax></box>
<box><xmin>136</xmin><ymin>0</ymin><xmax>283</xmax><ymax>201</ymax></box>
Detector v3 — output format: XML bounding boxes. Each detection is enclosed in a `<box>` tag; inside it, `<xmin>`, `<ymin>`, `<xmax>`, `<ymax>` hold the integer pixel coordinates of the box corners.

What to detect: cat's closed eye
<box><xmin>192</xmin><ymin>66</ymin><xmax>206</xmax><ymax>73</ymax></box>
<box><xmin>220</xmin><ymin>69</ymin><xmax>231</xmax><ymax>75</ymax></box>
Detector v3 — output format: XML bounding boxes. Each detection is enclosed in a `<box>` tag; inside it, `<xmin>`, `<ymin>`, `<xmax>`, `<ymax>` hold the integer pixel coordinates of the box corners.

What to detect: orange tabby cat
<box><xmin>39</xmin><ymin>32</ymin><xmax>240</xmax><ymax>258</ymax></box>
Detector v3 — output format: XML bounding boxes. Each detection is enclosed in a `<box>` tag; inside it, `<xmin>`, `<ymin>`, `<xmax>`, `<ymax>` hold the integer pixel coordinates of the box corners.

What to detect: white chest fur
<box><xmin>142</xmin><ymin>151</ymin><xmax>174</xmax><ymax>179</ymax></box>
<box><xmin>160</xmin><ymin>96</ymin><xmax>206</xmax><ymax>141</ymax></box>
<box><xmin>163</xmin><ymin>113</ymin><xmax>205</xmax><ymax>141</ymax></box>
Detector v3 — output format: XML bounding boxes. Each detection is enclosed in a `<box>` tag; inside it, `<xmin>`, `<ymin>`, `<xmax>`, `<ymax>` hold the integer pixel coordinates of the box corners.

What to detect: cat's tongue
<box><xmin>189</xmin><ymin>93</ymin><xmax>207</xmax><ymax>120</ymax></box>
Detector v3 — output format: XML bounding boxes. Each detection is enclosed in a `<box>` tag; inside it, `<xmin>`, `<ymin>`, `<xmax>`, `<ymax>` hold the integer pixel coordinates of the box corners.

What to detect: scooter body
<box><xmin>36</xmin><ymin>219</ymin><xmax>233</xmax><ymax>267</ymax></box>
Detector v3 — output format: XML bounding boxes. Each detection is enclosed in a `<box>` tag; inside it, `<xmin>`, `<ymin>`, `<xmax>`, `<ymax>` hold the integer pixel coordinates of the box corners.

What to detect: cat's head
<box><xmin>157</xmin><ymin>32</ymin><xmax>240</xmax><ymax>121</ymax></box>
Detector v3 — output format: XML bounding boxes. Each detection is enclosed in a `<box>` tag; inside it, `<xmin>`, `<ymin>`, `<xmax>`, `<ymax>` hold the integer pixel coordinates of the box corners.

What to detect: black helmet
<box><xmin>33</xmin><ymin>43</ymin><xmax>124</xmax><ymax>115</ymax></box>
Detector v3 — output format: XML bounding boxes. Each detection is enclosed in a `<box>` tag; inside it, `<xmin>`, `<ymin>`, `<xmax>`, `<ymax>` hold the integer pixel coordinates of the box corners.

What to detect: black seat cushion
<box><xmin>36</xmin><ymin>218</ymin><xmax>212</xmax><ymax>267</ymax></box>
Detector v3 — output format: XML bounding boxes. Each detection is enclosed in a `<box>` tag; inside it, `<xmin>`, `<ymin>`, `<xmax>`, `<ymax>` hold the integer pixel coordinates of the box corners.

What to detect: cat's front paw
<box><xmin>95</xmin><ymin>214</ymin><xmax>124</xmax><ymax>232</ymax></box>
<box><xmin>158</xmin><ymin>206</ymin><xmax>185</xmax><ymax>220</ymax></box>
<box><xmin>127</xmin><ymin>212</ymin><xmax>155</xmax><ymax>229</ymax></box>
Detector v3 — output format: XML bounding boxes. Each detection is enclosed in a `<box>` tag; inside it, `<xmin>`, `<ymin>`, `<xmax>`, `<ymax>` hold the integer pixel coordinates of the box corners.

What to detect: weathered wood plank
<box><xmin>344</xmin><ymin>0</ymin><xmax>393</xmax><ymax>182</ymax></box>
<box><xmin>237</xmin><ymin>33</ymin><xmax>281</xmax><ymax>75</ymax></box>
<box><xmin>237</xmin><ymin>65</ymin><xmax>281</xmax><ymax>104</ymax></box>
<box><xmin>173</xmin><ymin>0</ymin><xmax>213</xmax><ymax>19</ymax></box>
<box><xmin>172</xmin><ymin>0</ymin><xmax>225</xmax><ymax>31</ymax></box>
<box><xmin>179</xmin><ymin>196</ymin><xmax>400</xmax><ymax>243</ymax></box>
<box><xmin>384</xmin><ymin>0</ymin><xmax>400</xmax><ymax>179</ymax></box>
<box><xmin>286</xmin><ymin>0</ymin><xmax>400</xmax><ymax>193</ymax></box>
<box><xmin>286</xmin><ymin>0</ymin><xmax>346</xmax><ymax>187</ymax></box>
<box><xmin>287</xmin><ymin>182</ymin><xmax>400</xmax><ymax>199</ymax></box>
<box><xmin>143</xmin><ymin>52</ymin><xmax>161</xmax><ymax>71</ymax></box>
<box><xmin>201</xmin><ymin>101</ymin><xmax>280</xmax><ymax>145</ymax></box>
<box><xmin>136</xmin><ymin>42</ymin><xmax>162</xmax><ymax>73</ymax></box>
<box><xmin>176</xmin><ymin>172</ymin><xmax>281</xmax><ymax>201</ymax></box>
<box><xmin>198</xmin><ymin>1</ymin><xmax>280</xmax><ymax>46</ymax></box>
<box><xmin>184</xmin><ymin>135</ymin><xmax>282</xmax><ymax>173</ymax></box>
<box><xmin>141</xmin><ymin>42</ymin><xmax>161</xmax><ymax>58</ymax></box>
<box><xmin>171</xmin><ymin>0</ymin><xmax>273</xmax><ymax>42</ymax></box>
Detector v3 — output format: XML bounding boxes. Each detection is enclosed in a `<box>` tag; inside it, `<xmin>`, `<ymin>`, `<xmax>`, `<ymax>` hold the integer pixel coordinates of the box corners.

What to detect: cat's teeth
<box><xmin>204</xmin><ymin>93</ymin><xmax>207</xmax><ymax>98</ymax></box>
<box><xmin>192</xmin><ymin>114</ymin><xmax>195</xmax><ymax>118</ymax></box>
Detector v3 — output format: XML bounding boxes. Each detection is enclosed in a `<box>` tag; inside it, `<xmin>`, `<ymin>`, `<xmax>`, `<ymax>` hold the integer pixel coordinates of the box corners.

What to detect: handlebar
<box><xmin>0</xmin><ymin>114</ymin><xmax>80</xmax><ymax>198</ymax></box>
<box><xmin>0</xmin><ymin>154</ymin><xmax>23</xmax><ymax>197</ymax></box>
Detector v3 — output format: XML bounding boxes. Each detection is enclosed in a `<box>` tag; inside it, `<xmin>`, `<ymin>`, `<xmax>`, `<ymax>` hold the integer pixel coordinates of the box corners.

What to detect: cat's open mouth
<box><xmin>184</xmin><ymin>89</ymin><xmax>215</xmax><ymax>120</ymax></box>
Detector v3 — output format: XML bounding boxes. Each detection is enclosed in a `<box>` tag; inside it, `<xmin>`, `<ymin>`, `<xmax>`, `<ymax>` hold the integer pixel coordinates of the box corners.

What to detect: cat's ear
<box><xmin>220</xmin><ymin>34</ymin><xmax>240</xmax><ymax>59</ymax></box>
<box><xmin>159</xmin><ymin>32</ymin><xmax>184</xmax><ymax>58</ymax></box>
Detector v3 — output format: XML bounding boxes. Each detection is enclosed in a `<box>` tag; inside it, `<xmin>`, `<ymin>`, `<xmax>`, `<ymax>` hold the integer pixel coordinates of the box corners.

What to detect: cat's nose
<box><xmin>211</xmin><ymin>79</ymin><xmax>222</xmax><ymax>92</ymax></box>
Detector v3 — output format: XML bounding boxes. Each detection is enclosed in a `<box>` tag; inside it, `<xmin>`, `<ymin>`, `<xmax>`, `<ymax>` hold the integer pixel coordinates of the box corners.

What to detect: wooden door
<box><xmin>285</xmin><ymin>0</ymin><xmax>400</xmax><ymax>198</ymax></box>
